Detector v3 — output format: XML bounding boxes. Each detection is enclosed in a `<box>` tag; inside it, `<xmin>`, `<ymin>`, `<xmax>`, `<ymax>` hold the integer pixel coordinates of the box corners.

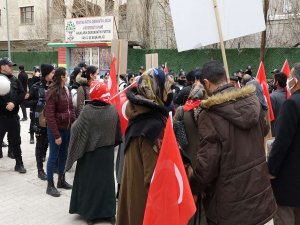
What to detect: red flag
<box><xmin>281</xmin><ymin>59</ymin><xmax>291</xmax><ymax>76</ymax></box>
<box><xmin>111</xmin><ymin>89</ymin><xmax>128</xmax><ymax>135</ymax></box>
<box><xmin>256</xmin><ymin>62</ymin><xmax>275</xmax><ymax>122</ymax></box>
<box><xmin>281</xmin><ymin>59</ymin><xmax>291</xmax><ymax>98</ymax></box>
<box><xmin>143</xmin><ymin>116</ymin><xmax>196</xmax><ymax>225</ymax></box>
<box><xmin>164</xmin><ymin>62</ymin><xmax>169</xmax><ymax>75</ymax></box>
<box><xmin>108</xmin><ymin>57</ymin><xmax>118</xmax><ymax>97</ymax></box>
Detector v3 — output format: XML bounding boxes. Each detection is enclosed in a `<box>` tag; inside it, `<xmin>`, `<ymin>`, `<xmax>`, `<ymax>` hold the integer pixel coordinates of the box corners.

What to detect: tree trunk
<box><xmin>260</xmin><ymin>0</ymin><xmax>270</xmax><ymax>63</ymax></box>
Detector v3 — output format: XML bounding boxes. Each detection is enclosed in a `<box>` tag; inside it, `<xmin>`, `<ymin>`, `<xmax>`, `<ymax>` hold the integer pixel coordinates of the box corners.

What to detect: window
<box><xmin>20</xmin><ymin>6</ymin><xmax>34</xmax><ymax>24</ymax></box>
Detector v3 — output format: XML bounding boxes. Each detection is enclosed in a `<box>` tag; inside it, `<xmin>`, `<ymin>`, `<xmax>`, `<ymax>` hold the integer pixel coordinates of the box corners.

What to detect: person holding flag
<box><xmin>189</xmin><ymin>61</ymin><xmax>276</xmax><ymax>225</ymax></box>
<box><xmin>116</xmin><ymin>68</ymin><xmax>173</xmax><ymax>225</ymax></box>
<box><xmin>268</xmin><ymin>64</ymin><xmax>300</xmax><ymax>225</ymax></box>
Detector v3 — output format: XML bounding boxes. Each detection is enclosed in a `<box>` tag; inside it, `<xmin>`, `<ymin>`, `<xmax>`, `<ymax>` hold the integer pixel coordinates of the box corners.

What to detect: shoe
<box><xmin>20</xmin><ymin>118</ymin><xmax>27</xmax><ymax>121</ymax></box>
<box><xmin>7</xmin><ymin>151</ymin><xmax>15</xmax><ymax>159</ymax></box>
<box><xmin>2</xmin><ymin>142</ymin><xmax>8</xmax><ymax>147</ymax></box>
<box><xmin>14</xmin><ymin>164</ymin><xmax>27</xmax><ymax>173</ymax></box>
<box><xmin>30</xmin><ymin>134</ymin><xmax>34</xmax><ymax>144</ymax></box>
<box><xmin>57</xmin><ymin>174</ymin><xmax>72</xmax><ymax>189</ymax></box>
<box><xmin>38</xmin><ymin>170</ymin><xmax>47</xmax><ymax>181</ymax></box>
<box><xmin>46</xmin><ymin>180</ymin><xmax>60</xmax><ymax>197</ymax></box>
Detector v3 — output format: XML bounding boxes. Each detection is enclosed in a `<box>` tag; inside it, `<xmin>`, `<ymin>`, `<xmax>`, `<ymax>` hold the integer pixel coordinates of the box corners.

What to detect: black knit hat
<box><xmin>41</xmin><ymin>64</ymin><xmax>54</xmax><ymax>77</ymax></box>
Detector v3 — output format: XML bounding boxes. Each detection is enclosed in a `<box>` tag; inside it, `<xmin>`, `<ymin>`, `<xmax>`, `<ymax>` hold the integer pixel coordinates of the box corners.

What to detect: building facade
<box><xmin>0</xmin><ymin>0</ymin><xmax>120</xmax><ymax>51</ymax></box>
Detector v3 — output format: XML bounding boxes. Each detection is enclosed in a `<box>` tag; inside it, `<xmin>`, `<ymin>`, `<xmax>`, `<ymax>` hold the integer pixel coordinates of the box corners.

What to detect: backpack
<box><xmin>34</xmin><ymin>83</ymin><xmax>47</xmax><ymax>127</ymax></box>
<box><xmin>72</xmin><ymin>85</ymin><xmax>87</xmax><ymax>109</ymax></box>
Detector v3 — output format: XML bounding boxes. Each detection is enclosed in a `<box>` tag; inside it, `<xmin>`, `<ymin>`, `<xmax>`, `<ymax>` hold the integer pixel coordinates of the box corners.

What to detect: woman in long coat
<box><xmin>66</xmin><ymin>81</ymin><xmax>122</xmax><ymax>223</ymax></box>
<box><xmin>117</xmin><ymin>68</ymin><xmax>173</xmax><ymax>225</ymax></box>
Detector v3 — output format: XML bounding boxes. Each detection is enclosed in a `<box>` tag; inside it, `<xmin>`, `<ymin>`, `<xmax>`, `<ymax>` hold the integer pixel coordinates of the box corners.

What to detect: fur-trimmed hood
<box><xmin>201</xmin><ymin>84</ymin><xmax>261</xmax><ymax>129</ymax></box>
<box><xmin>75</xmin><ymin>72</ymin><xmax>88</xmax><ymax>85</ymax></box>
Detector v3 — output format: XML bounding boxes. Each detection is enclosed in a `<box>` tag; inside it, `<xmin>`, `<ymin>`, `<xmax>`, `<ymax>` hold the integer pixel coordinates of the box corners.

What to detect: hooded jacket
<box><xmin>191</xmin><ymin>84</ymin><xmax>276</xmax><ymax>225</ymax></box>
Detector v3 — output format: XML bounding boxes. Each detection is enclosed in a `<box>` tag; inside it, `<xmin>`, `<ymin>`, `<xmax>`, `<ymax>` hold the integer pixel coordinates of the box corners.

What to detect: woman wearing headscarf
<box><xmin>66</xmin><ymin>81</ymin><xmax>122</xmax><ymax>224</ymax></box>
<box><xmin>76</xmin><ymin>65</ymin><xmax>98</xmax><ymax>116</ymax></box>
<box><xmin>117</xmin><ymin>68</ymin><xmax>173</xmax><ymax>225</ymax></box>
<box><xmin>45</xmin><ymin>67</ymin><xmax>75</xmax><ymax>197</ymax></box>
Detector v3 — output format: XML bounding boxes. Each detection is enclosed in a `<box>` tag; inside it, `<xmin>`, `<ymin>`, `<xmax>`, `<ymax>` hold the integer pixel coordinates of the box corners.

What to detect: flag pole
<box><xmin>212</xmin><ymin>0</ymin><xmax>230</xmax><ymax>82</ymax></box>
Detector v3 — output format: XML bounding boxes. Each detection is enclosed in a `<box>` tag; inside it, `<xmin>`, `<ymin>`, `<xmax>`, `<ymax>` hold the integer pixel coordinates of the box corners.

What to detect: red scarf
<box><xmin>183</xmin><ymin>100</ymin><xmax>201</xmax><ymax>112</ymax></box>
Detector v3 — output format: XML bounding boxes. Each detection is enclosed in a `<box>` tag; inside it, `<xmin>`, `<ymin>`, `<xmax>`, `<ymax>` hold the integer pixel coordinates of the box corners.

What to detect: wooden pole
<box><xmin>212</xmin><ymin>0</ymin><xmax>230</xmax><ymax>81</ymax></box>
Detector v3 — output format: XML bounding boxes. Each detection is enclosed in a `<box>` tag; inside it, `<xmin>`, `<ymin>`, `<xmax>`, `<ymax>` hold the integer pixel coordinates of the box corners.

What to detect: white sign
<box><xmin>170</xmin><ymin>0</ymin><xmax>266</xmax><ymax>52</ymax></box>
<box><xmin>65</xmin><ymin>16</ymin><xmax>114</xmax><ymax>42</ymax></box>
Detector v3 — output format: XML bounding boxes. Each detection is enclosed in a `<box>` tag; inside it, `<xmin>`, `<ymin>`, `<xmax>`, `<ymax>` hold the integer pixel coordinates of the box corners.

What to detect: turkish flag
<box><xmin>108</xmin><ymin>57</ymin><xmax>118</xmax><ymax>97</ymax></box>
<box><xmin>111</xmin><ymin>89</ymin><xmax>129</xmax><ymax>135</ymax></box>
<box><xmin>256</xmin><ymin>62</ymin><xmax>275</xmax><ymax>122</ymax></box>
<box><xmin>143</xmin><ymin>116</ymin><xmax>196</xmax><ymax>225</ymax></box>
<box><xmin>281</xmin><ymin>59</ymin><xmax>291</xmax><ymax>98</ymax></box>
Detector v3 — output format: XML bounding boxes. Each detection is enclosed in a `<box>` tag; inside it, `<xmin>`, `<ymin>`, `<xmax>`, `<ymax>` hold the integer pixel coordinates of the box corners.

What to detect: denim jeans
<box><xmin>47</xmin><ymin>127</ymin><xmax>70</xmax><ymax>181</ymax></box>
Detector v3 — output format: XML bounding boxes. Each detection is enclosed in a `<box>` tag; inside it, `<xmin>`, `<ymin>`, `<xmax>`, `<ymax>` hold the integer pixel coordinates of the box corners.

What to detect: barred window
<box><xmin>20</xmin><ymin>6</ymin><xmax>34</xmax><ymax>24</ymax></box>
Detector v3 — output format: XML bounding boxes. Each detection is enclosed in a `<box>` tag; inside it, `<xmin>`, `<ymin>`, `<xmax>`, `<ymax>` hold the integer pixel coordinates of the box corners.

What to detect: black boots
<box><xmin>38</xmin><ymin>170</ymin><xmax>47</xmax><ymax>180</ymax></box>
<box><xmin>46</xmin><ymin>180</ymin><xmax>60</xmax><ymax>197</ymax></box>
<box><xmin>7</xmin><ymin>148</ymin><xmax>15</xmax><ymax>159</ymax></box>
<box><xmin>57</xmin><ymin>174</ymin><xmax>72</xmax><ymax>189</ymax></box>
<box><xmin>30</xmin><ymin>134</ymin><xmax>34</xmax><ymax>144</ymax></box>
<box><xmin>14</xmin><ymin>164</ymin><xmax>27</xmax><ymax>173</ymax></box>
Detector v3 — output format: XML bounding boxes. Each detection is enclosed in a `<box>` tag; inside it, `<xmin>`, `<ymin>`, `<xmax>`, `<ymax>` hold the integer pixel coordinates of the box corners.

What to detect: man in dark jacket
<box><xmin>18</xmin><ymin>65</ymin><xmax>28</xmax><ymax>121</ymax></box>
<box><xmin>268</xmin><ymin>63</ymin><xmax>300</xmax><ymax>225</ymax></box>
<box><xmin>28</xmin><ymin>66</ymin><xmax>41</xmax><ymax>144</ymax></box>
<box><xmin>270</xmin><ymin>72</ymin><xmax>288</xmax><ymax>137</ymax></box>
<box><xmin>0</xmin><ymin>57</ymin><xmax>26</xmax><ymax>173</ymax></box>
<box><xmin>189</xmin><ymin>61</ymin><xmax>276</xmax><ymax>225</ymax></box>
<box><xmin>27</xmin><ymin>64</ymin><xmax>54</xmax><ymax>180</ymax></box>
<box><xmin>174</xmin><ymin>70</ymin><xmax>195</xmax><ymax>107</ymax></box>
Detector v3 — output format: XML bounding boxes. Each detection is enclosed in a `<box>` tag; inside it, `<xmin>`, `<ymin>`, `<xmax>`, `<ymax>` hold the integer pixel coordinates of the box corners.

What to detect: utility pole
<box><xmin>5</xmin><ymin>0</ymin><xmax>11</xmax><ymax>59</ymax></box>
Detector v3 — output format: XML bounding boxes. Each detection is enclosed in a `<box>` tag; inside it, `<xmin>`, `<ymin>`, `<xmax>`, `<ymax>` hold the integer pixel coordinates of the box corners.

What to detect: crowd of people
<box><xmin>0</xmin><ymin>56</ymin><xmax>300</xmax><ymax>225</ymax></box>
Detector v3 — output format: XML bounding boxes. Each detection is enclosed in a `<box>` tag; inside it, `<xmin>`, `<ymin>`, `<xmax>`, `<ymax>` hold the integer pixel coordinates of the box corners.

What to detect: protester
<box><xmin>230</xmin><ymin>75</ymin><xmax>240</xmax><ymax>88</ymax></box>
<box><xmin>127</xmin><ymin>72</ymin><xmax>136</xmax><ymax>86</ymax></box>
<box><xmin>117</xmin><ymin>68</ymin><xmax>172</xmax><ymax>225</ymax></box>
<box><xmin>28</xmin><ymin>66</ymin><xmax>41</xmax><ymax>144</ymax></box>
<box><xmin>268</xmin><ymin>63</ymin><xmax>300</xmax><ymax>225</ymax></box>
<box><xmin>189</xmin><ymin>61</ymin><xmax>276</xmax><ymax>225</ymax></box>
<box><xmin>76</xmin><ymin>65</ymin><xmax>98</xmax><ymax>116</ymax></box>
<box><xmin>0</xmin><ymin>57</ymin><xmax>26</xmax><ymax>173</ymax></box>
<box><xmin>18</xmin><ymin>65</ymin><xmax>28</xmax><ymax>121</ymax></box>
<box><xmin>139</xmin><ymin>66</ymin><xmax>145</xmax><ymax>75</ymax></box>
<box><xmin>270</xmin><ymin>72</ymin><xmax>288</xmax><ymax>137</ymax></box>
<box><xmin>173</xmin><ymin>82</ymin><xmax>206</xmax><ymax>225</ymax></box>
<box><xmin>245</xmin><ymin>65</ymin><xmax>253</xmax><ymax>76</ymax></box>
<box><xmin>66</xmin><ymin>81</ymin><xmax>121</xmax><ymax>223</ymax></box>
<box><xmin>174</xmin><ymin>70</ymin><xmax>196</xmax><ymax>107</ymax></box>
<box><xmin>27</xmin><ymin>64</ymin><xmax>55</xmax><ymax>180</ymax></box>
<box><xmin>242</xmin><ymin>74</ymin><xmax>268</xmax><ymax>112</ymax></box>
<box><xmin>45</xmin><ymin>67</ymin><xmax>75</xmax><ymax>197</ymax></box>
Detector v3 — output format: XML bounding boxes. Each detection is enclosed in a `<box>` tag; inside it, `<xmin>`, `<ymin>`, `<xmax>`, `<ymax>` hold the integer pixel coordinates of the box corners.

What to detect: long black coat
<box><xmin>268</xmin><ymin>89</ymin><xmax>300</xmax><ymax>206</ymax></box>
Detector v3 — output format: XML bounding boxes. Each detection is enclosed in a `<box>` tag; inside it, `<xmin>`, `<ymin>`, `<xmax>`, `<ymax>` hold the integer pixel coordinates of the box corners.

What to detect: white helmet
<box><xmin>0</xmin><ymin>75</ymin><xmax>10</xmax><ymax>96</ymax></box>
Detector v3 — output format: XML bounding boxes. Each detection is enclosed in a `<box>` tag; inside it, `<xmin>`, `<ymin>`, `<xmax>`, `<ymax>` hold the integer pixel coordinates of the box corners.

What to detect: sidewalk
<box><xmin>0</xmin><ymin>110</ymin><xmax>112</xmax><ymax>225</ymax></box>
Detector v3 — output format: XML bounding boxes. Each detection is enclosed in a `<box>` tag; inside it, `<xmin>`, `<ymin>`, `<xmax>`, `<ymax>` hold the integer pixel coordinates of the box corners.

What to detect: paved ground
<box><xmin>0</xmin><ymin>110</ymin><xmax>112</xmax><ymax>225</ymax></box>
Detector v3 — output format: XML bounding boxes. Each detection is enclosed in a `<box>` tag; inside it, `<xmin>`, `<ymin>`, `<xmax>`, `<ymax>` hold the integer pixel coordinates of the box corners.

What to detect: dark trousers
<box><xmin>29</xmin><ymin>111</ymin><xmax>35</xmax><ymax>135</ymax></box>
<box><xmin>47</xmin><ymin>127</ymin><xmax>70</xmax><ymax>181</ymax></box>
<box><xmin>35</xmin><ymin>127</ymin><xmax>48</xmax><ymax>171</ymax></box>
<box><xmin>0</xmin><ymin>116</ymin><xmax>23</xmax><ymax>165</ymax></box>
<box><xmin>20</xmin><ymin>103</ymin><xmax>27</xmax><ymax>119</ymax></box>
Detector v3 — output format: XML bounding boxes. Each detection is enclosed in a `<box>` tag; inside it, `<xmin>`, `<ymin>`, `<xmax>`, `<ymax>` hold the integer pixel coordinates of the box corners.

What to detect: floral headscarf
<box><xmin>137</xmin><ymin>68</ymin><xmax>173</xmax><ymax>106</ymax></box>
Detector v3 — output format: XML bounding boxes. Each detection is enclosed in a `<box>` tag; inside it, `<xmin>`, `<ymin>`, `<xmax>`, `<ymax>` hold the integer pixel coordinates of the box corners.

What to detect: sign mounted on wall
<box><xmin>65</xmin><ymin>16</ymin><xmax>114</xmax><ymax>42</ymax></box>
